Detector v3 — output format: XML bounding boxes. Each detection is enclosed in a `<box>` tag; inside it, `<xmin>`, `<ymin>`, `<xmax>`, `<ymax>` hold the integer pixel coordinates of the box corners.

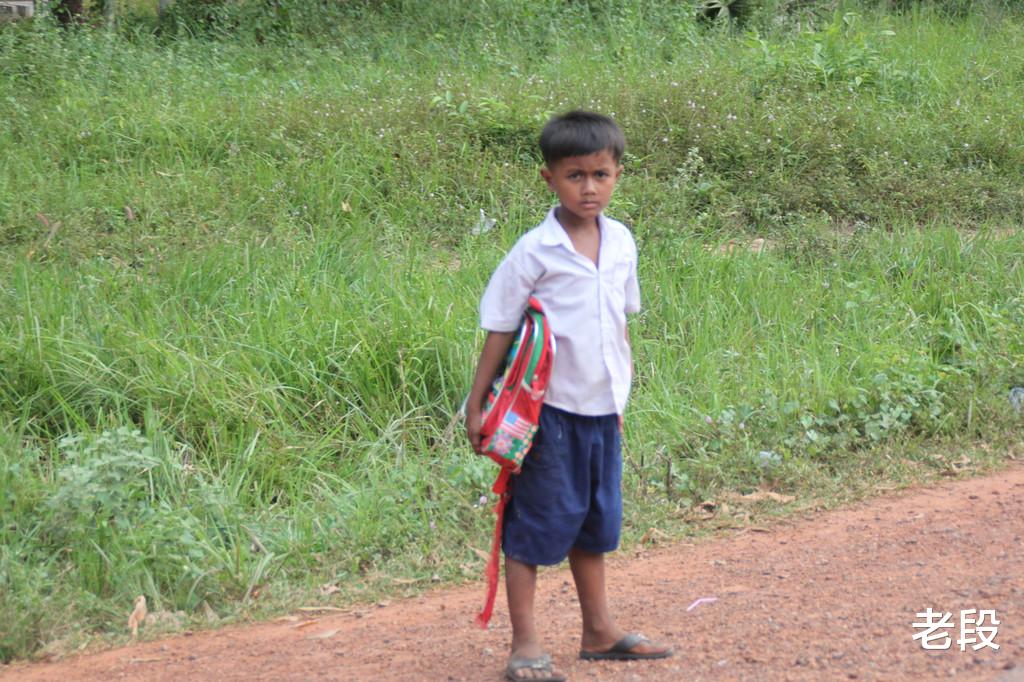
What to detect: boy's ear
<box><xmin>615</xmin><ymin>164</ymin><xmax>624</xmax><ymax>181</ymax></box>
<box><xmin>539</xmin><ymin>166</ymin><xmax>554</xmax><ymax>189</ymax></box>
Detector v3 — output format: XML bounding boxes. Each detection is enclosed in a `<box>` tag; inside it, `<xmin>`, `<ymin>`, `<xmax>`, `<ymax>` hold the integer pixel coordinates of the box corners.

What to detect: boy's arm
<box><xmin>620</xmin><ymin>326</ymin><xmax>632</xmax><ymax>432</ymax></box>
<box><xmin>465</xmin><ymin>330</ymin><xmax>517</xmax><ymax>454</ymax></box>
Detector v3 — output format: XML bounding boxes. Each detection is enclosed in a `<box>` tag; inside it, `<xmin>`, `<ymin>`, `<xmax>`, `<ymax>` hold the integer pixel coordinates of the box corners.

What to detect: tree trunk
<box><xmin>158</xmin><ymin>0</ymin><xmax>172</xmax><ymax>17</ymax></box>
<box><xmin>51</xmin><ymin>0</ymin><xmax>85</xmax><ymax>26</ymax></box>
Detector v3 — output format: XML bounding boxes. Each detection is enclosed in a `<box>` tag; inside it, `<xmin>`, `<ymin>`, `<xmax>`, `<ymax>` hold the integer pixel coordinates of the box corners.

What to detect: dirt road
<box><xmin>5</xmin><ymin>464</ymin><xmax>1023</xmax><ymax>681</ymax></box>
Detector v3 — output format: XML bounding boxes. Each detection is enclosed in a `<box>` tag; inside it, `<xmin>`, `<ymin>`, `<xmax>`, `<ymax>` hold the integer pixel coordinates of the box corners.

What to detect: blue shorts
<box><xmin>502</xmin><ymin>404</ymin><xmax>623</xmax><ymax>566</ymax></box>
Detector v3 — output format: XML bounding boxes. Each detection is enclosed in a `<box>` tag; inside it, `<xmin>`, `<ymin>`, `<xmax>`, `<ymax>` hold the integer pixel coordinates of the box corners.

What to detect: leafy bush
<box><xmin>882</xmin><ymin>0</ymin><xmax>1018</xmax><ymax>19</ymax></box>
<box><xmin>48</xmin><ymin>428</ymin><xmax>159</xmax><ymax>532</ymax></box>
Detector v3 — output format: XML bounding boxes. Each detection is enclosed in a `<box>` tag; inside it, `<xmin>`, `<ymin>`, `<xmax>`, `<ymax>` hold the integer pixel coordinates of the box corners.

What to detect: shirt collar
<box><xmin>539</xmin><ymin>207</ymin><xmax>607</xmax><ymax>249</ymax></box>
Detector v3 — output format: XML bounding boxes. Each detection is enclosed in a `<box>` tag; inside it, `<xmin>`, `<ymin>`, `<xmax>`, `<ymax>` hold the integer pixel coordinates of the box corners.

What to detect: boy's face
<box><xmin>540</xmin><ymin>149</ymin><xmax>623</xmax><ymax>229</ymax></box>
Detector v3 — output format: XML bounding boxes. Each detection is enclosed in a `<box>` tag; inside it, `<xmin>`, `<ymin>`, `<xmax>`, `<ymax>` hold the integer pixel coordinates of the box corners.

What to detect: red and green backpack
<box><xmin>475</xmin><ymin>296</ymin><xmax>555</xmax><ymax>628</ymax></box>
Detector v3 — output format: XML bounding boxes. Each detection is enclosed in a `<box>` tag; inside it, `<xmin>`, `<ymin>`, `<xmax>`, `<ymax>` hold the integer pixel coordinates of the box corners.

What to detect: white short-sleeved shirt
<box><xmin>479</xmin><ymin>208</ymin><xmax>641</xmax><ymax>416</ymax></box>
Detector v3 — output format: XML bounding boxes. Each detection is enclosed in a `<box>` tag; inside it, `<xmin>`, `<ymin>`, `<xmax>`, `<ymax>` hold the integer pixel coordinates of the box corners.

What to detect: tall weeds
<box><xmin>1</xmin><ymin>1</ymin><xmax>1022</xmax><ymax>661</ymax></box>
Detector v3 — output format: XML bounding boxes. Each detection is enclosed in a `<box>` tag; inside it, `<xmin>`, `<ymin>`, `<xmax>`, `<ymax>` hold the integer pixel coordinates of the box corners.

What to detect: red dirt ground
<box><xmin>4</xmin><ymin>464</ymin><xmax>1023</xmax><ymax>681</ymax></box>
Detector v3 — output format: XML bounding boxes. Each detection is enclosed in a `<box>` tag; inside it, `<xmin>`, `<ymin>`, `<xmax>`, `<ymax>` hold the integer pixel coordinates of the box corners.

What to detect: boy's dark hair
<box><xmin>539</xmin><ymin>111</ymin><xmax>625</xmax><ymax>165</ymax></box>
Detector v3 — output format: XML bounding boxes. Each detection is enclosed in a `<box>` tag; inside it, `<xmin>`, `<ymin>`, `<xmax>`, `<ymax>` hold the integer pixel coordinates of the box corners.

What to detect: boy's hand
<box><xmin>465</xmin><ymin>406</ymin><xmax>485</xmax><ymax>455</ymax></box>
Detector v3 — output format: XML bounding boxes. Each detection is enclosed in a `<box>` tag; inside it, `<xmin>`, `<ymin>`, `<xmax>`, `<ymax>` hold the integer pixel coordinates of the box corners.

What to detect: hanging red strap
<box><xmin>476</xmin><ymin>467</ymin><xmax>512</xmax><ymax>628</ymax></box>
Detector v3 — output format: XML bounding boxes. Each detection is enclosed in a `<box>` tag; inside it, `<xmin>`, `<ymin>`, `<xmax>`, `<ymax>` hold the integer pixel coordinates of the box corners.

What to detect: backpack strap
<box><xmin>475</xmin><ymin>466</ymin><xmax>512</xmax><ymax>628</ymax></box>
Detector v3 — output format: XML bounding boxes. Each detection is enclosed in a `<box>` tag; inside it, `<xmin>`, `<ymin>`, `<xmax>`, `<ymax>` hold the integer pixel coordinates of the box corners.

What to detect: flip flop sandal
<box><xmin>579</xmin><ymin>632</ymin><xmax>674</xmax><ymax>661</ymax></box>
<box><xmin>505</xmin><ymin>653</ymin><xmax>566</xmax><ymax>682</ymax></box>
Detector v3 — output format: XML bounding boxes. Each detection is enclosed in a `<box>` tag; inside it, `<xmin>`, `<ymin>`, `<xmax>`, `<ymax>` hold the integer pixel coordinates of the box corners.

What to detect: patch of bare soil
<box><xmin>4</xmin><ymin>465</ymin><xmax>1023</xmax><ymax>681</ymax></box>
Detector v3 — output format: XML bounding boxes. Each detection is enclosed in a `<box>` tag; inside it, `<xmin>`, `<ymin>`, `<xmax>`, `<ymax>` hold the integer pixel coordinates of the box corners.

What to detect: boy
<box><xmin>466</xmin><ymin>111</ymin><xmax>672</xmax><ymax>682</ymax></box>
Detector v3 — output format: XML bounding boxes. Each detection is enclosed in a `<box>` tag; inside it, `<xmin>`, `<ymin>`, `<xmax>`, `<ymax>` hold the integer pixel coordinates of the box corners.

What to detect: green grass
<box><xmin>1</xmin><ymin>0</ymin><xmax>1023</xmax><ymax>662</ymax></box>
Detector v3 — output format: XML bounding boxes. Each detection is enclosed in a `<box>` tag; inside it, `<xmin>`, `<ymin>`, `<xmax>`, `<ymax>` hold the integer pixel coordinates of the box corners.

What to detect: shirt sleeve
<box><xmin>479</xmin><ymin>244</ymin><xmax>537</xmax><ymax>332</ymax></box>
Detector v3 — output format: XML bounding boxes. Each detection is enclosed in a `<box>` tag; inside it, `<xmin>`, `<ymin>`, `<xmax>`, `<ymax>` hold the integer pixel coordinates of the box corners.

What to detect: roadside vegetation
<box><xmin>1</xmin><ymin>0</ymin><xmax>1022</xmax><ymax>661</ymax></box>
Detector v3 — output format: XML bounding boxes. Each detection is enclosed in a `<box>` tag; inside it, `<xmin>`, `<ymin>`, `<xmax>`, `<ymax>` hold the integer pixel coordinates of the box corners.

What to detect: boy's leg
<box><xmin>569</xmin><ymin>412</ymin><xmax>671</xmax><ymax>657</ymax></box>
<box><xmin>501</xmin><ymin>406</ymin><xmax>582</xmax><ymax>680</ymax></box>
<box><xmin>569</xmin><ymin>548</ymin><xmax>672</xmax><ymax>656</ymax></box>
<box><xmin>506</xmin><ymin>557</ymin><xmax>540</xmax><ymax>655</ymax></box>
<box><xmin>505</xmin><ymin>557</ymin><xmax>564</xmax><ymax>680</ymax></box>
